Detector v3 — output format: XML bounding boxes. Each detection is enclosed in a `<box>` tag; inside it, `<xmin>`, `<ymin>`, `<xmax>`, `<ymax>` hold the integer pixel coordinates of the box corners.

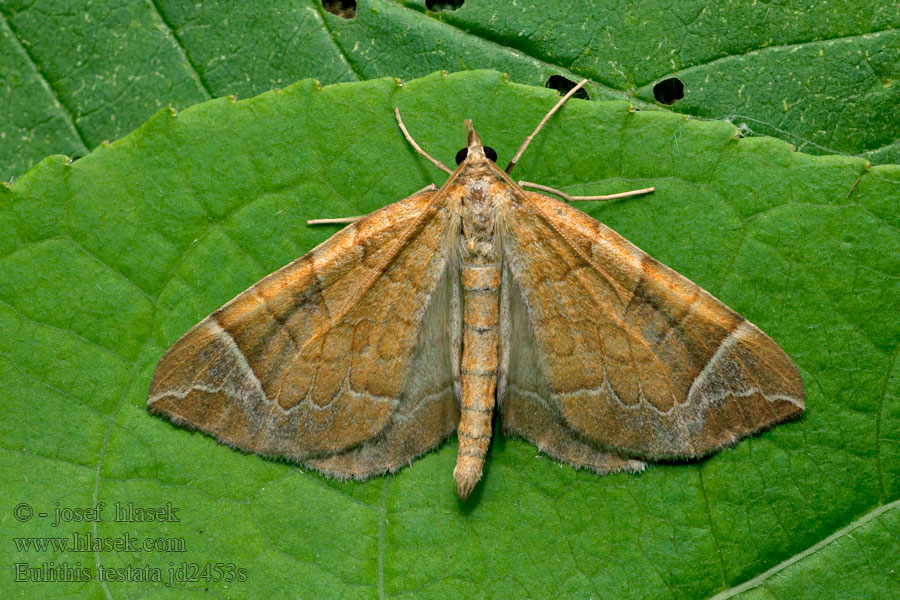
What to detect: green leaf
<box><xmin>723</xmin><ymin>502</ymin><xmax>900</xmax><ymax>600</ymax></box>
<box><xmin>2</xmin><ymin>70</ymin><xmax>898</xmax><ymax>598</ymax></box>
<box><xmin>3</xmin><ymin>0</ymin><xmax>900</xmax><ymax>181</ymax></box>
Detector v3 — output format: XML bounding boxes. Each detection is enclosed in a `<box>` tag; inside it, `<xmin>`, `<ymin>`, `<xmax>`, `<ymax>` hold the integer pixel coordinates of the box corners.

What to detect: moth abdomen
<box><xmin>454</xmin><ymin>262</ymin><xmax>501</xmax><ymax>499</ymax></box>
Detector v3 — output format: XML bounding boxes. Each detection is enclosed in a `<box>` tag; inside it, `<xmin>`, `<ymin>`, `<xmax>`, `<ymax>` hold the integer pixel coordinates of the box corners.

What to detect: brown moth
<box><xmin>148</xmin><ymin>80</ymin><xmax>804</xmax><ymax>499</ymax></box>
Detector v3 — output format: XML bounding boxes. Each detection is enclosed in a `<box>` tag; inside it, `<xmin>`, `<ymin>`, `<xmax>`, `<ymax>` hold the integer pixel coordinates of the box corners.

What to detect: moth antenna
<box><xmin>506</xmin><ymin>79</ymin><xmax>589</xmax><ymax>174</ymax></box>
<box><xmin>394</xmin><ymin>107</ymin><xmax>454</xmax><ymax>174</ymax></box>
<box><xmin>518</xmin><ymin>181</ymin><xmax>655</xmax><ymax>202</ymax></box>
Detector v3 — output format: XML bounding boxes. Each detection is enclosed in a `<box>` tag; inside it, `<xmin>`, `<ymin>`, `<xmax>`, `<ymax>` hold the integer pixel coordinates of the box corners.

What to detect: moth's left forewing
<box><xmin>149</xmin><ymin>188</ymin><xmax>461</xmax><ymax>479</ymax></box>
<box><xmin>500</xmin><ymin>190</ymin><xmax>804</xmax><ymax>461</ymax></box>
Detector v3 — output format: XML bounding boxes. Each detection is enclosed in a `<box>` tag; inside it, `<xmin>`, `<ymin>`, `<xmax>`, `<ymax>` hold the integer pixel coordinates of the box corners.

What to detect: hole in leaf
<box><xmin>322</xmin><ymin>0</ymin><xmax>356</xmax><ymax>19</ymax></box>
<box><xmin>426</xmin><ymin>0</ymin><xmax>464</xmax><ymax>11</ymax></box>
<box><xmin>545</xmin><ymin>75</ymin><xmax>590</xmax><ymax>99</ymax></box>
<box><xmin>653</xmin><ymin>78</ymin><xmax>684</xmax><ymax>105</ymax></box>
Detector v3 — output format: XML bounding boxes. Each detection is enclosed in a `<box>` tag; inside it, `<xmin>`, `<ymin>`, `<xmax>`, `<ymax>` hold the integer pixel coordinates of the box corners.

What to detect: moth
<box><xmin>148</xmin><ymin>80</ymin><xmax>804</xmax><ymax>499</ymax></box>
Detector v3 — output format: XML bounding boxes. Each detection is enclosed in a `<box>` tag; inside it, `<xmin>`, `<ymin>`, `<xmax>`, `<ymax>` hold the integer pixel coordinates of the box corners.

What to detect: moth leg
<box><xmin>306</xmin><ymin>184</ymin><xmax>438</xmax><ymax>225</ymax></box>
<box><xmin>517</xmin><ymin>181</ymin><xmax>655</xmax><ymax>203</ymax></box>
<box><xmin>306</xmin><ymin>216</ymin><xmax>366</xmax><ymax>225</ymax></box>
<box><xmin>394</xmin><ymin>107</ymin><xmax>454</xmax><ymax>174</ymax></box>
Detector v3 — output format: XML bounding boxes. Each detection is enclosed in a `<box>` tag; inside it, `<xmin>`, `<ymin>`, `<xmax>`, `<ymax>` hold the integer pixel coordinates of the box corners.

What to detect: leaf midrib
<box><xmin>706</xmin><ymin>497</ymin><xmax>900</xmax><ymax>599</ymax></box>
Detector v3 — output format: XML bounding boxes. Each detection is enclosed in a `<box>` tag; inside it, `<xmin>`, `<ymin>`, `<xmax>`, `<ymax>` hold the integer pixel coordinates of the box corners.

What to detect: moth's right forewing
<box><xmin>149</xmin><ymin>189</ymin><xmax>460</xmax><ymax>475</ymax></box>
<box><xmin>501</xmin><ymin>191</ymin><xmax>804</xmax><ymax>461</ymax></box>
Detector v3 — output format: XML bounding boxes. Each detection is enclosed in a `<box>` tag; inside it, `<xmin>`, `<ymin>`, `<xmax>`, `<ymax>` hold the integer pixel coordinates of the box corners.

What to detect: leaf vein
<box><xmin>0</xmin><ymin>6</ymin><xmax>90</xmax><ymax>153</ymax></box>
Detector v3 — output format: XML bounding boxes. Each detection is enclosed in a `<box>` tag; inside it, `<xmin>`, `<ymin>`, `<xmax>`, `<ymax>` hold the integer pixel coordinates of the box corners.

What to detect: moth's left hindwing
<box><xmin>500</xmin><ymin>192</ymin><xmax>804</xmax><ymax>462</ymax></box>
<box><xmin>149</xmin><ymin>189</ymin><xmax>460</xmax><ymax>479</ymax></box>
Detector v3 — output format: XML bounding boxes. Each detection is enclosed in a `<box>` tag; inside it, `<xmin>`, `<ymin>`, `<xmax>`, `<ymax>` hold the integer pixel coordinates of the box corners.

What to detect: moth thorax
<box><xmin>461</xmin><ymin>181</ymin><xmax>498</xmax><ymax>261</ymax></box>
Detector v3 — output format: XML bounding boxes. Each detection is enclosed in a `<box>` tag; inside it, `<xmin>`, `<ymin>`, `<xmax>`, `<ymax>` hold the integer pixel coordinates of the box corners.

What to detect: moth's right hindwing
<box><xmin>500</xmin><ymin>262</ymin><xmax>647</xmax><ymax>474</ymax></box>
